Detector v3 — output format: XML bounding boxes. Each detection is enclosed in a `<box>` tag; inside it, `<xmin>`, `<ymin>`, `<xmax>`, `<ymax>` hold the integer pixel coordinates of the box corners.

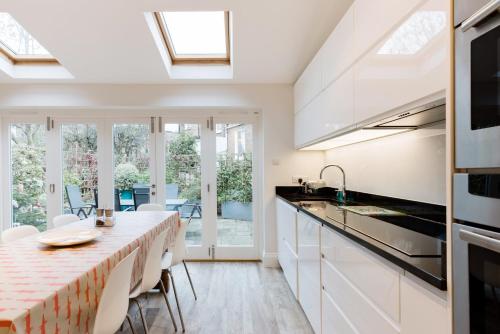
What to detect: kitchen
<box><xmin>0</xmin><ymin>0</ymin><xmax>497</xmax><ymax>333</ymax></box>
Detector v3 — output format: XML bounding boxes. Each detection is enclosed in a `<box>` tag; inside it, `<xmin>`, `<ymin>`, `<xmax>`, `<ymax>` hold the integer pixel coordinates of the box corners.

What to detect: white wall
<box><xmin>322</xmin><ymin>122</ymin><xmax>446</xmax><ymax>205</ymax></box>
<box><xmin>0</xmin><ymin>83</ymin><xmax>324</xmax><ymax>262</ymax></box>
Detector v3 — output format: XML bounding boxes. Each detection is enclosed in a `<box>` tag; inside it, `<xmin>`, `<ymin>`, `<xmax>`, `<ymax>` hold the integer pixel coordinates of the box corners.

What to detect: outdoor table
<box><xmin>120</xmin><ymin>199</ymin><xmax>188</xmax><ymax>211</ymax></box>
<box><xmin>0</xmin><ymin>211</ymin><xmax>179</xmax><ymax>334</ymax></box>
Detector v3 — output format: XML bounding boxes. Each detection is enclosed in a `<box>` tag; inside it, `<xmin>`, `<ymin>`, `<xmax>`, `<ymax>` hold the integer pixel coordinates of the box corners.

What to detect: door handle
<box><xmin>459</xmin><ymin>229</ymin><xmax>500</xmax><ymax>253</ymax></box>
<box><xmin>461</xmin><ymin>0</ymin><xmax>500</xmax><ymax>32</ymax></box>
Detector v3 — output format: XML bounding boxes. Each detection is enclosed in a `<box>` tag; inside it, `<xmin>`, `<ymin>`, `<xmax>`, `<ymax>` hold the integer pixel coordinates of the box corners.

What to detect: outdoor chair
<box><xmin>114</xmin><ymin>189</ymin><xmax>134</xmax><ymax>212</ymax></box>
<box><xmin>180</xmin><ymin>200</ymin><xmax>202</xmax><ymax>219</ymax></box>
<box><xmin>65</xmin><ymin>185</ymin><xmax>95</xmax><ymax>218</ymax></box>
<box><xmin>133</xmin><ymin>184</ymin><xmax>150</xmax><ymax>211</ymax></box>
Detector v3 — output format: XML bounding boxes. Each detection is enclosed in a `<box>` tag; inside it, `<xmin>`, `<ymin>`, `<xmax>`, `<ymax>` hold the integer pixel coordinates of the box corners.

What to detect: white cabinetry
<box><xmin>295</xmin><ymin>69</ymin><xmax>354</xmax><ymax>147</ymax></box>
<box><xmin>276</xmin><ymin>198</ymin><xmax>298</xmax><ymax>298</ymax></box>
<box><xmin>293</xmin><ymin>0</ymin><xmax>447</xmax><ymax>148</ymax></box>
<box><xmin>322</xmin><ymin>5</ymin><xmax>355</xmax><ymax>87</ymax></box>
<box><xmin>353</xmin><ymin>0</ymin><xmax>421</xmax><ymax>58</ymax></box>
<box><xmin>294</xmin><ymin>52</ymin><xmax>323</xmax><ymax>114</ymax></box>
<box><xmin>297</xmin><ymin>212</ymin><xmax>321</xmax><ymax>333</ymax></box>
<box><xmin>400</xmin><ymin>273</ymin><xmax>449</xmax><ymax>334</ymax></box>
<box><xmin>354</xmin><ymin>0</ymin><xmax>447</xmax><ymax>124</ymax></box>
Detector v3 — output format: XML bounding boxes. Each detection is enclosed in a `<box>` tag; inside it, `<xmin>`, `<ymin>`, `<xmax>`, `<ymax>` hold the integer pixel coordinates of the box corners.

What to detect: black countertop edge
<box><xmin>276</xmin><ymin>194</ymin><xmax>447</xmax><ymax>291</ymax></box>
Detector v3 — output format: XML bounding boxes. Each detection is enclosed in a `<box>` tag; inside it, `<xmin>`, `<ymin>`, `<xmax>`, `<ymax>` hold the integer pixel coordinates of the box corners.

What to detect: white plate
<box><xmin>38</xmin><ymin>228</ymin><xmax>102</xmax><ymax>247</ymax></box>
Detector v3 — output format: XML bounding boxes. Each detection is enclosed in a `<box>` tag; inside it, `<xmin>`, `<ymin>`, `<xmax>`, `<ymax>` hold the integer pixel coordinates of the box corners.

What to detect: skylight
<box><xmin>0</xmin><ymin>13</ymin><xmax>56</xmax><ymax>63</ymax></box>
<box><xmin>378</xmin><ymin>11</ymin><xmax>446</xmax><ymax>55</ymax></box>
<box><xmin>154</xmin><ymin>11</ymin><xmax>230</xmax><ymax>65</ymax></box>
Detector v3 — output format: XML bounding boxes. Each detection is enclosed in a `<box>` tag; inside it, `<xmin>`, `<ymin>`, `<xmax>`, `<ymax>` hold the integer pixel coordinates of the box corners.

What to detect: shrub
<box><xmin>115</xmin><ymin>163</ymin><xmax>140</xmax><ymax>190</ymax></box>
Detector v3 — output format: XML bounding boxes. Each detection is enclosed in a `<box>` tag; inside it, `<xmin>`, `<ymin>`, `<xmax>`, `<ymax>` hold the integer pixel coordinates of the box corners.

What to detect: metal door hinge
<box><xmin>209</xmin><ymin>116</ymin><xmax>214</xmax><ymax>131</ymax></box>
<box><xmin>46</xmin><ymin>117</ymin><xmax>54</xmax><ymax>131</ymax></box>
<box><xmin>150</xmin><ymin>117</ymin><xmax>155</xmax><ymax>134</ymax></box>
<box><xmin>49</xmin><ymin>184</ymin><xmax>55</xmax><ymax>193</ymax></box>
<box><xmin>158</xmin><ymin>117</ymin><xmax>162</xmax><ymax>133</ymax></box>
<box><xmin>207</xmin><ymin>184</ymin><xmax>210</xmax><ymax>192</ymax></box>
<box><xmin>211</xmin><ymin>244</ymin><xmax>215</xmax><ymax>260</ymax></box>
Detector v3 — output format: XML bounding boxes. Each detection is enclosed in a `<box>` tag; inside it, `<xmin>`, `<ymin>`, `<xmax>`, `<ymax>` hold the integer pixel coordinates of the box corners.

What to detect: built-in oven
<box><xmin>455</xmin><ymin>0</ymin><xmax>500</xmax><ymax>168</ymax></box>
<box><xmin>453</xmin><ymin>223</ymin><xmax>500</xmax><ymax>334</ymax></box>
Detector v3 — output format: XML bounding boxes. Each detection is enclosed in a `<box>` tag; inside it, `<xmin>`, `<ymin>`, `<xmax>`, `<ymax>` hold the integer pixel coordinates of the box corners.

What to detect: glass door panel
<box><xmin>62</xmin><ymin>124</ymin><xmax>98</xmax><ymax>217</ymax></box>
<box><xmin>215</xmin><ymin>123</ymin><xmax>254</xmax><ymax>247</ymax></box>
<box><xmin>164</xmin><ymin>123</ymin><xmax>203</xmax><ymax>245</ymax></box>
<box><xmin>112</xmin><ymin>123</ymin><xmax>152</xmax><ymax>211</ymax></box>
<box><xmin>10</xmin><ymin>123</ymin><xmax>47</xmax><ymax>231</ymax></box>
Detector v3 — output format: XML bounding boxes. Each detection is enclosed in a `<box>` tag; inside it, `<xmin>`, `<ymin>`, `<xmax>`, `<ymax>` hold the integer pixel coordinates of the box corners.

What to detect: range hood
<box><xmin>301</xmin><ymin>100</ymin><xmax>446</xmax><ymax>150</ymax></box>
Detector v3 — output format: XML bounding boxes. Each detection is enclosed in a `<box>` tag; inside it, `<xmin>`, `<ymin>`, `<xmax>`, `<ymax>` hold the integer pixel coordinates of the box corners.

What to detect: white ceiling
<box><xmin>0</xmin><ymin>0</ymin><xmax>353</xmax><ymax>84</ymax></box>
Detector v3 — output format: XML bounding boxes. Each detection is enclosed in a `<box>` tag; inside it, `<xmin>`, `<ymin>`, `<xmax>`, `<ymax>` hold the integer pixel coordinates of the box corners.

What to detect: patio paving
<box><xmin>186</xmin><ymin>217</ymin><xmax>253</xmax><ymax>246</ymax></box>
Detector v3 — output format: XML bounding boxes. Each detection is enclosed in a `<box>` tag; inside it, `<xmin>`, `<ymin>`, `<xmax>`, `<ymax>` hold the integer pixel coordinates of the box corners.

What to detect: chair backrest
<box><xmin>114</xmin><ymin>189</ymin><xmax>121</xmax><ymax>212</ymax></box>
<box><xmin>172</xmin><ymin>220</ymin><xmax>189</xmax><ymax>265</ymax></box>
<box><xmin>53</xmin><ymin>214</ymin><xmax>80</xmax><ymax>228</ymax></box>
<box><xmin>140</xmin><ymin>229</ymin><xmax>169</xmax><ymax>292</ymax></box>
<box><xmin>137</xmin><ymin>203</ymin><xmax>163</xmax><ymax>212</ymax></box>
<box><xmin>93</xmin><ymin>248</ymin><xmax>138</xmax><ymax>334</ymax></box>
<box><xmin>1</xmin><ymin>225</ymin><xmax>39</xmax><ymax>243</ymax></box>
<box><xmin>65</xmin><ymin>185</ymin><xmax>85</xmax><ymax>208</ymax></box>
<box><xmin>165</xmin><ymin>183</ymin><xmax>179</xmax><ymax>199</ymax></box>
<box><xmin>93</xmin><ymin>188</ymin><xmax>98</xmax><ymax>208</ymax></box>
<box><xmin>133</xmin><ymin>185</ymin><xmax>150</xmax><ymax>210</ymax></box>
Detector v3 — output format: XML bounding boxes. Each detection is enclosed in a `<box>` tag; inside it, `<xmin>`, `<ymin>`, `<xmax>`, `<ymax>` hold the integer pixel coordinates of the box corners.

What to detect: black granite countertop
<box><xmin>276</xmin><ymin>186</ymin><xmax>447</xmax><ymax>290</ymax></box>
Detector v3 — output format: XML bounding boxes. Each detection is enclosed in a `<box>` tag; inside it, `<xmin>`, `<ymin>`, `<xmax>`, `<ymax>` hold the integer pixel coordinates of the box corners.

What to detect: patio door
<box><xmin>158</xmin><ymin>116</ymin><xmax>259</xmax><ymax>260</ymax></box>
<box><xmin>111</xmin><ymin>119</ymin><xmax>156</xmax><ymax>212</ymax></box>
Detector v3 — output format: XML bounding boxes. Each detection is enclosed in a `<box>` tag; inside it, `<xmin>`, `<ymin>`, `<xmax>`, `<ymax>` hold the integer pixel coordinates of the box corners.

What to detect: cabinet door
<box><xmin>279</xmin><ymin>239</ymin><xmax>299</xmax><ymax>299</ymax></box>
<box><xmin>294</xmin><ymin>52</ymin><xmax>323</xmax><ymax>113</ymax></box>
<box><xmin>297</xmin><ymin>212</ymin><xmax>321</xmax><ymax>333</ymax></box>
<box><xmin>322</xmin><ymin>4</ymin><xmax>355</xmax><ymax>87</ymax></box>
<box><xmin>354</xmin><ymin>0</ymin><xmax>422</xmax><ymax>58</ymax></box>
<box><xmin>322</xmin><ymin>289</ymin><xmax>358</xmax><ymax>334</ymax></box>
<box><xmin>354</xmin><ymin>0</ymin><xmax>447</xmax><ymax>124</ymax></box>
<box><xmin>276</xmin><ymin>198</ymin><xmax>297</xmax><ymax>253</ymax></box>
<box><xmin>295</xmin><ymin>68</ymin><xmax>355</xmax><ymax>148</ymax></box>
<box><xmin>400</xmin><ymin>274</ymin><xmax>449</xmax><ymax>334</ymax></box>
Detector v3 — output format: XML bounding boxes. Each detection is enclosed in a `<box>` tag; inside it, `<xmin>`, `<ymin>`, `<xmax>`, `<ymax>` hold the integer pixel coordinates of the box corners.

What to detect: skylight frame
<box><xmin>0</xmin><ymin>13</ymin><xmax>58</xmax><ymax>65</ymax></box>
<box><xmin>153</xmin><ymin>11</ymin><xmax>231</xmax><ymax>65</ymax></box>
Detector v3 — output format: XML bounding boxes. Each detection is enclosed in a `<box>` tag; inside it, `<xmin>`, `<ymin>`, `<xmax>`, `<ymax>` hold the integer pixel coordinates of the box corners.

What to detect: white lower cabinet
<box><xmin>298</xmin><ymin>212</ymin><xmax>321</xmax><ymax>333</ymax></box>
<box><xmin>276</xmin><ymin>199</ymin><xmax>449</xmax><ymax>334</ymax></box>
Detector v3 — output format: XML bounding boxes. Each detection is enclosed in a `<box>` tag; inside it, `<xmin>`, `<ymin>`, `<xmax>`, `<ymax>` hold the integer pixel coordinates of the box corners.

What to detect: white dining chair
<box><xmin>161</xmin><ymin>219</ymin><xmax>197</xmax><ymax>332</ymax></box>
<box><xmin>52</xmin><ymin>214</ymin><xmax>80</xmax><ymax>228</ymax></box>
<box><xmin>1</xmin><ymin>225</ymin><xmax>39</xmax><ymax>243</ymax></box>
<box><xmin>93</xmin><ymin>247</ymin><xmax>139</xmax><ymax>334</ymax></box>
<box><xmin>136</xmin><ymin>203</ymin><xmax>164</xmax><ymax>211</ymax></box>
<box><xmin>129</xmin><ymin>228</ymin><xmax>178</xmax><ymax>333</ymax></box>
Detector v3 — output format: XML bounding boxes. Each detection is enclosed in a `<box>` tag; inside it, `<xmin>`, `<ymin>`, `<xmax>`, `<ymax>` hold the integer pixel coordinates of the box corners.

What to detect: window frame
<box><xmin>153</xmin><ymin>11</ymin><xmax>231</xmax><ymax>65</ymax></box>
<box><xmin>0</xmin><ymin>43</ymin><xmax>58</xmax><ymax>65</ymax></box>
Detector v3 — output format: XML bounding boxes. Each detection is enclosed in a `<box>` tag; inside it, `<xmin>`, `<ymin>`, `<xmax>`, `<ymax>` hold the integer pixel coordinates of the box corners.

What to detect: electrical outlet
<box><xmin>292</xmin><ymin>176</ymin><xmax>309</xmax><ymax>184</ymax></box>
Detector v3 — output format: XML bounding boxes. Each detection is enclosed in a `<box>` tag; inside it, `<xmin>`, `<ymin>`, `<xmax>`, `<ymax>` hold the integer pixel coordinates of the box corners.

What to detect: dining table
<box><xmin>0</xmin><ymin>211</ymin><xmax>180</xmax><ymax>334</ymax></box>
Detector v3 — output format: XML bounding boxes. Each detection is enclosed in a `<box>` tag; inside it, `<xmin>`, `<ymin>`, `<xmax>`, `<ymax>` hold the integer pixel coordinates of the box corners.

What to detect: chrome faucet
<box><xmin>319</xmin><ymin>164</ymin><xmax>346</xmax><ymax>202</ymax></box>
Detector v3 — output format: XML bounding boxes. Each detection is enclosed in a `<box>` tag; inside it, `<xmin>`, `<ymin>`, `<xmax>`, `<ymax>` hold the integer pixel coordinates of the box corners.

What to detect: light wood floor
<box><xmin>120</xmin><ymin>262</ymin><xmax>314</xmax><ymax>334</ymax></box>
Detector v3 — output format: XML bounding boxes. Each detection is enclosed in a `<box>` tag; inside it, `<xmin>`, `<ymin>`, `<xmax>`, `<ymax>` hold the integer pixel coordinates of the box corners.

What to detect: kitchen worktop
<box><xmin>276</xmin><ymin>186</ymin><xmax>447</xmax><ymax>290</ymax></box>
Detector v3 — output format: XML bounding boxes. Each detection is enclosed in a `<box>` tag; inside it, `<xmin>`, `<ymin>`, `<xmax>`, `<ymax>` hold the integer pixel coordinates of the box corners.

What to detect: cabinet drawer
<box><xmin>322</xmin><ymin>289</ymin><xmax>358</xmax><ymax>334</ymax></box>
<box><xmin>322</xmin><ymin>226</ymin><xmax>401</xmax><ymax>323</ymax></box>
<box><xmin>323</xmin><ymin>261</ymin><xmax>400</xmax><ymax>334</ymax></box>
<box><xmin>279</xmin><ymin>240</ymin><xmax>298</xmax><ymax>299</ymax></box>
<box><xmin>276</xmin><ymin>198</ymin><xmax>297</xmax><ymax>253</ymax></box>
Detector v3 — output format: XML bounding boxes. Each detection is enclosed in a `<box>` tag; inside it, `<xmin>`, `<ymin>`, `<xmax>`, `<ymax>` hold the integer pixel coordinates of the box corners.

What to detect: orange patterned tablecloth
<box><xmin>0</xmin><ymin>211</ymin><xmax>180</xmax><ymax>334</ymax></box>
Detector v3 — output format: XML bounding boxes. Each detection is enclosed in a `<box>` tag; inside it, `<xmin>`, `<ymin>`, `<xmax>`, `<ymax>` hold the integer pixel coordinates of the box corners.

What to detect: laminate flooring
<box><xmin>120</xmin><ymin>262</ymin><xmax>314</xmax><ymax>334</ymax></box>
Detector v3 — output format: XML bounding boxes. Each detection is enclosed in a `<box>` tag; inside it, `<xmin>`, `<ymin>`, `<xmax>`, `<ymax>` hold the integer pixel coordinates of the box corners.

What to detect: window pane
<box><xmin>0</xmin><ymin>13</ymin><xmax>51</xmax><ymax>56</ymax></box>
<box><xmin>165</xmin><ymin>123</ymin><xmax>202</xmax><ymax>246</ymax></box>
<box><xmin>162</xmin><ymin>11</ymin><xmax>227</xmax><ymax>56</ymax></box>
<box><xmin>216</xmin><ymin>123</ymin><xmax>253</xmax><ymax>246</ymax></box>
<box><xmin>62</xmin><ymin>124</ymin><xmax>97</xmax><ymax>215</ymax></box>
<box><xmin>113</xmin><ymin>124</ymin><xmax>150</xmax><ymax>211</ymax></box>
<box><xmin>10</xmin><ymin>124</ymin><xmax>47</xmax><ymax>231</ymax></box>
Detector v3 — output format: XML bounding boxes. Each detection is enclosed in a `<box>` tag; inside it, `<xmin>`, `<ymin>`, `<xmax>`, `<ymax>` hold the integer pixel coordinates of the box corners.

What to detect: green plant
<box><xmin>217</xmin><ymin>154</ymin><xmax>252</xmax><ymax>205</ymax></box>
<box><xmin>114</xmin><ymin>163</ymin><xmax>140</xmax><ymax>190</ymax></box>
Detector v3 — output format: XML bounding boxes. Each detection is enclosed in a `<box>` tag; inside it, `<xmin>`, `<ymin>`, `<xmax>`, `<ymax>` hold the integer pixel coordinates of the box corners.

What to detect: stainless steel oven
<box><xmin>453</xmin><ymin>223</ymin><xmax>500</xmax><ymax>334</ymax></box>
<box><xmin>455</xmin><ymin>0</ymin><xmax>500</xmax><ymax>168</ymax></box>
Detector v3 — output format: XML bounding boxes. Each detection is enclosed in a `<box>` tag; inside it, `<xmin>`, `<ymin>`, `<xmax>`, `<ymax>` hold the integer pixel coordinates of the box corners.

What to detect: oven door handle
<box><xmin>461</xmin><ymin>0</ymin><xmax>500</xmax><ymax>32</ymax></box>
<box><xmin>459</xmin><ymin>229</ymin><xmax>500</xmax><ymax>253</ymax></box>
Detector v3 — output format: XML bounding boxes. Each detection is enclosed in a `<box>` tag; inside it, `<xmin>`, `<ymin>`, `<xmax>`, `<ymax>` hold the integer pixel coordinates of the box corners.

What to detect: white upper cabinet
<box><xmin>294</xmin><ymin>51</ymin><xmax>323</xmax><ymax>114</ymax></box>
<box><xmin>321</xmin><ymin>5</ymin><xmax>355</xmax><ymax>88</ymax></box>
<box><xmin>295</xmin><ymin>68</ymin><xmax>354</xmax><ymax>148</ymax></box>
<box><xmin>354</xmin><ymin>0</ymin><xmax>447</xmax><ymax>124</ymax></box>
<box><xmin>353</xmin><ymin>0</ymin><xmax>422</xmax><ymax>59</ymax></box>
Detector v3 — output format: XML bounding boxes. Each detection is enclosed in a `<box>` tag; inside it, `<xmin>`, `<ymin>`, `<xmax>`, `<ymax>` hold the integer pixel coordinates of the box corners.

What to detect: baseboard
<box><xmin>262</xmin><ymin>252</ymin><xmax>279</xmax><ymax>268</ymax></box>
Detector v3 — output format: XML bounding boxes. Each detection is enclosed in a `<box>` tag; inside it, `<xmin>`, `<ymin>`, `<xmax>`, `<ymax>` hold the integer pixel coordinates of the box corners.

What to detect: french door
<box><xmin>1</xmin><ymin>114</ymin><xmax>259</xmax><ymax>259</ymax></box>
<box><xmin>157</xmin><ymin>116</ymin><xmax>259</xmax><ymax>260</ymax></box>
